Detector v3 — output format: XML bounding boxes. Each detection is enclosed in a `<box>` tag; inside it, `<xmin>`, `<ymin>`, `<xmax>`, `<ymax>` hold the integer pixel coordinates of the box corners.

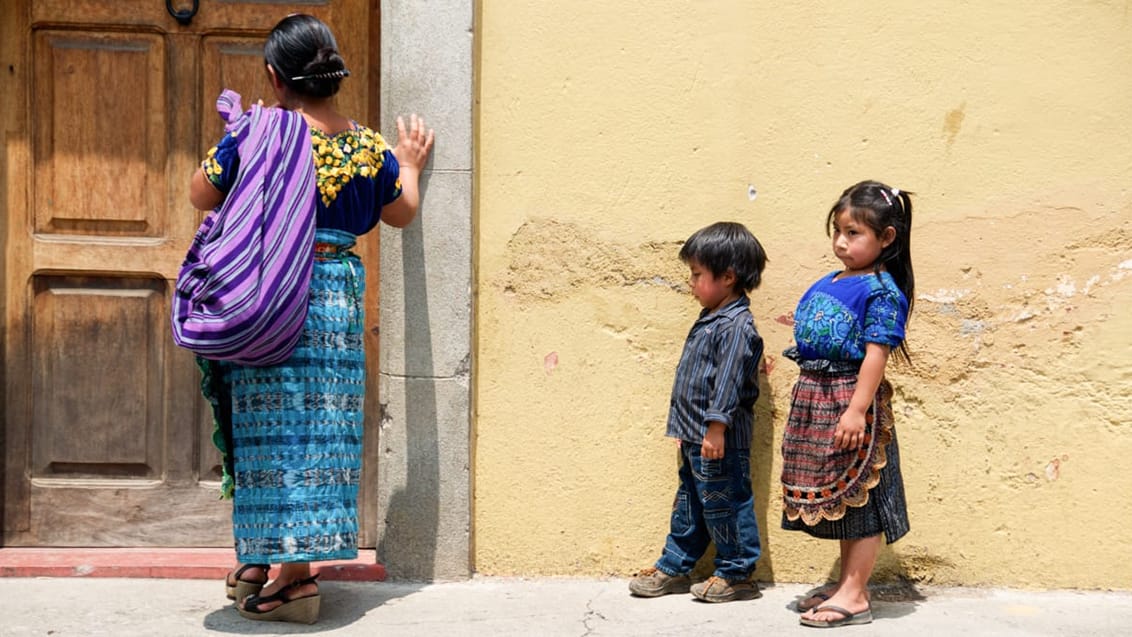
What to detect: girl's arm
<box><xmin>381</xmin><ymin>114</ymin><xmax>435</xmax><ymax>228</ymax></box>
<box><xmin>834</xmin><ymin>342</ymin><xmax>890</xmax><ymax>449</ymax></box>
<box><xmin>189</xmin><ymin>168</ymin><xmax>225</xmax><ymax>211</ymax></box>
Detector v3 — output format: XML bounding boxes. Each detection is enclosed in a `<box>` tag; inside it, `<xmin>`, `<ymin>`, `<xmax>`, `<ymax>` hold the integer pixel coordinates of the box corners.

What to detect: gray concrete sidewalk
<box><xmin>2</xmin><ymin>577</ymin><xmax>1129</xmax><ymax>636</ymax></box>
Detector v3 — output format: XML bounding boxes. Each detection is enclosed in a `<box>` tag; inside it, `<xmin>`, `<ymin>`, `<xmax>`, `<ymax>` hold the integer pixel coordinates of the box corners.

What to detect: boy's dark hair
<box><xmin>679</xmin><ymin>221</ymin><xmax>768</xmax><ymax>292</ymax></box>
<box><xmin>265</xmin><ymin>14</ymin><xmax>348</xmax><ymax>99</ymax></box>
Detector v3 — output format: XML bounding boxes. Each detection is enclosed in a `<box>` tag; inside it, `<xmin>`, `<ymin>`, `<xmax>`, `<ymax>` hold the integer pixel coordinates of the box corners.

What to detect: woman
<box><xmin>189</xmin><ymin>14</ymin><xmax>433</xmax><ymax>624</ymax></box>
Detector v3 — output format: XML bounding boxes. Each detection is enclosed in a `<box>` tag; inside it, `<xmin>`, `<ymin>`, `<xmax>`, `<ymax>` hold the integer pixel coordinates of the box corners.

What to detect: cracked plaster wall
<box><xmin>475</xmin><ymin>2</ymin><xmax>1132</xmax><ymax>587</ymax></box>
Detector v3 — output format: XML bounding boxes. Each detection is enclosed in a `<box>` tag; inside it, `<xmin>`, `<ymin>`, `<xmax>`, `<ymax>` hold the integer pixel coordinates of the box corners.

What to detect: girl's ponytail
<box><xmin>883</xmin><ymin>188</ymin><xmax>915</xmax><ymax>363</ymax></box>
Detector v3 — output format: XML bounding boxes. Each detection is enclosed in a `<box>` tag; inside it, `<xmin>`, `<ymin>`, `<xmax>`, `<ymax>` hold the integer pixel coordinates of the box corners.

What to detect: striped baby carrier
<box><xmin>171</xmin><ymin>90</ymin><xmax>317</xmax><ymax>366</ymax></box>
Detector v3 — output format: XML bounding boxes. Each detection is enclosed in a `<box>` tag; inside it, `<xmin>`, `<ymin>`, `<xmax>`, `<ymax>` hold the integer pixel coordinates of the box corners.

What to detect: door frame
<box><xmin>0</xmin><ymin>1</ymin><xmax>383</xmax><ymax>544</ymax></box>
<box><xmin>0</xmin><ymin>0</ymin><xmax>475</xmax><ymax>580</ymax></box>
<box><xmin>1</xmin><ymin>0</ymin><xmax>29</xmax><ymax>541</ymax></box>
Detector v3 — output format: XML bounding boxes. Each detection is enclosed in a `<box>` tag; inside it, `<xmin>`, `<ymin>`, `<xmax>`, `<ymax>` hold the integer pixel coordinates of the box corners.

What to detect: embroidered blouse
<box><xmin>202</xmin><ymin>121</ymin><xmax>402</xmax><ymax>236</ymax></box>
<box><xmin>792</xmin><ymin>271</ymin><xmax>908</xmax><ymax>362</ymax></box>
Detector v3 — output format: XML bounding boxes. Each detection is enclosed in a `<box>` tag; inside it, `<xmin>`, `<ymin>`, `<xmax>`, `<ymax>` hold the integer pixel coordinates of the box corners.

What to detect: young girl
<box><xmin>191</xmin><ymin>14</ymin><xmax>433</xmax><ymax>625</ymax></box>
<box><xmin>780</xmin><ymin>180</ymin><xmax>913</xmax><ymax>628</ymax></box>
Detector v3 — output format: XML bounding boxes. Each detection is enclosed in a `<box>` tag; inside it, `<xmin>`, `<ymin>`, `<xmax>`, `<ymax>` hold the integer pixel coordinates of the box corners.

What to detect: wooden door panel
<box><xmin>29</xmin><ymin>486</ymin><xmax>233</xmax><ymax>546</ymax></box>
<box><xmin>33</xmin><ymin>30</ymin><xmax>167</xmax><ymax>237</ymax></box>
<box><xmin>6</xmin><ymin>0</ymin><xmax>377</xmax><ymax>547</ymax></box>
<box><xmin>188</xmin><ymin>2</ymin><xmax>333</xmax><ymax>32</ymax></box>
<box><xmin>31</xmin><ymin>1</ymin><xmax>164</xmax><ymax>28</ymax></box>
<box><xmin>30</xmin><ymin>276</ymin><xmax>165</xmax><ymax>481</ymax></box>
<box><xmin>200</xmin><ymin>36</ymin><xmax>277</xmax><ymax>150</ymax></box>
<box><xmin>20</xmin><ymin>275</ymin><xmax>237</xmax><ymax>546</ymax></box>
<box><xmin>32</xmin><ymin>1</ymin><xmax>334</xmax><ymax>31</ymax></box>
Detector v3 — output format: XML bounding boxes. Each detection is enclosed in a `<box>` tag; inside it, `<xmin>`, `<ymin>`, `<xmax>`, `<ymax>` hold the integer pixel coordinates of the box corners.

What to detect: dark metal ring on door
<box><xmin>166</xmin><ymin>0</ymin><xmax>200</xmax><ymax>25</ymax></box>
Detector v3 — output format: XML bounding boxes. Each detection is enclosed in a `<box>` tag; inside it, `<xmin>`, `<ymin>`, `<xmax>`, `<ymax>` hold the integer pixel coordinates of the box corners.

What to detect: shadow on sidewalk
<box><xmin>202</xmin><ymin>581</ymin><xmax>426</xmax><ymax>633</ymax></box>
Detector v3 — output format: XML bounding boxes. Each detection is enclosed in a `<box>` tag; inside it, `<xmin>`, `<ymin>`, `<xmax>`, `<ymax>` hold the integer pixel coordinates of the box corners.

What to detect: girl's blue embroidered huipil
<box><xmin>792</xmin><ymin>271</ymin><xmax>908</xmax><ymax>362</ymax></box>
<box><xmin>665</xmin><ymin>295</ymin><xmax>764</xmax><ymax>449</ymax></box>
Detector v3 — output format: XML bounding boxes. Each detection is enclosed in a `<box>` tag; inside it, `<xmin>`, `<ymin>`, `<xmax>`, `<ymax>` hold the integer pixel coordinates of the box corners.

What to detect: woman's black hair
<box><xmin>827</xmin><ymin>180</ymin><xmax>915</xmax><ymax>362</ymax></box>
<box><xmin>679</xmin><ymin>221</ymin><xmax>768</xmax><ymax>293</ymax></box>
<box><xmin>264</xmin><ymin>14</ymin><xmax>348</xmax><ymax>98</ymax></box>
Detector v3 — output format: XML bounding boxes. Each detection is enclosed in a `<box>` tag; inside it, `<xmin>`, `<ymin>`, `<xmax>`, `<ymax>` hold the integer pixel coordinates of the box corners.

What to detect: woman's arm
<box><xmin>381</xmin><ymin>113</ymin><xmax>435</xmax><ymax>228</ymax></box>
<box><xmin>189</xmin><ymin>168</ymin><xmax>225</xmax><ymax>211</ymax></box>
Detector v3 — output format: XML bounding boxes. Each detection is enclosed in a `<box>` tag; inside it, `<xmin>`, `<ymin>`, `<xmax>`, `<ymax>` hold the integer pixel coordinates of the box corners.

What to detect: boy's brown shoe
<box><xmin>628</xmin><ymin>567</ymin><xmax>691</xmax><ymax>597</ymax></box>
<box><xmin>690</xmin><ymin>575</ymin><xmax>762</xmax><ymax>603</ymax></box>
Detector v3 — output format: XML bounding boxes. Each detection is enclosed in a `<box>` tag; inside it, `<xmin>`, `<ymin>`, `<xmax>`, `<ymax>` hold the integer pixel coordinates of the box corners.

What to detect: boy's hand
<box><xmin>702</xmin><ymin>422</ymin><xmax>726</xmax><ymax>459</ymax></box>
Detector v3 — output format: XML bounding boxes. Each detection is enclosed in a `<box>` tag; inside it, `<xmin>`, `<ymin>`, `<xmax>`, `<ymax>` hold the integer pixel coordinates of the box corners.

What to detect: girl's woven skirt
<box><xmin>780</xmin><ymin>370</ymin><xmax>909</xmax><ymax>544</ymax></box>
<box><xmin>220</xmin><ymin>228</ymin><xmax>366</xmax><ymax>563</ymax></box>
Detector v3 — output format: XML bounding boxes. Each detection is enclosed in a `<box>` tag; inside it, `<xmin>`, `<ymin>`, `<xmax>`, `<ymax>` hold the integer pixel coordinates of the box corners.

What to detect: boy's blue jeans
<box><xmin>654</xmin><ymin>442</ymin><xmax>761</xmax><ymax>581</ymax></box>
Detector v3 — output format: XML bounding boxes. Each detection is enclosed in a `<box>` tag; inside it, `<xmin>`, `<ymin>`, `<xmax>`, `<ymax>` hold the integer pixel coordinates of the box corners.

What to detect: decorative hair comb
<box><xmin>290</xmin><ymin>69</ymin><xmax>351</xmax><ymax>81</ymax></box>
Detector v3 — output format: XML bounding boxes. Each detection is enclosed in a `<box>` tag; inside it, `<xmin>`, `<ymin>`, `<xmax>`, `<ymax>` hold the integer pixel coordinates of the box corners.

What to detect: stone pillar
<box><xmin>377</xmin><ymin>0</ymin><xmax>474</xmax><ymax>580</ymax></box>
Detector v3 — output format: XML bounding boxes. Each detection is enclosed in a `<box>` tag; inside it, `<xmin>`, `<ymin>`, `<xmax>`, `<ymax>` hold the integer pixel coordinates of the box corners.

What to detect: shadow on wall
<box><xmin>751</xmin><ymin>360</ymin><xmax>778</xmax><ymax>582</ymax></box>
<box><xmin>376</xmin><ymin>192</ymin><xmax>440</xmax><ymax>579</ymax></box>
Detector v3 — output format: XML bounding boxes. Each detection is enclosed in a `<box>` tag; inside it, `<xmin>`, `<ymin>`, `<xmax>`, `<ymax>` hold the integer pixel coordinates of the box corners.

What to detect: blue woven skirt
<box><xmin>206</xmin><ymin>228</ymin><xmax>366</xmax><ymax>563</ymax></box>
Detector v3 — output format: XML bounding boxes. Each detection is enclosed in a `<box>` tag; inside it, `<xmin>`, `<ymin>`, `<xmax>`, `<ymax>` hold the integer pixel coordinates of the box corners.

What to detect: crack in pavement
<box><xmin>580</xmin><ymin>590</ymin><xmax>608</xmax><ymax>636</ymax></box>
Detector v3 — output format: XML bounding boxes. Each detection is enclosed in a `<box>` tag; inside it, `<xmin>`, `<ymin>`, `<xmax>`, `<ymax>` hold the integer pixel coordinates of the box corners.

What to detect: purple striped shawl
<box><xmin>171</xmin><ymin>90</ymin><xmax>317</xmax><ymax>366</ymax></box>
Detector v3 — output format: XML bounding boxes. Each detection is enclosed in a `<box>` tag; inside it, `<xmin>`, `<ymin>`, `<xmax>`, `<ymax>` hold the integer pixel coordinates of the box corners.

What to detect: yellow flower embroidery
<box><xmin>309</xmin><ymin>126</ymin><xmax>390</xmax><ymax>206</ymax></box>
<box><xmin>201</xmin><ymin>148</ymin><xmax>224</xmax><ymax>186</ymax></box>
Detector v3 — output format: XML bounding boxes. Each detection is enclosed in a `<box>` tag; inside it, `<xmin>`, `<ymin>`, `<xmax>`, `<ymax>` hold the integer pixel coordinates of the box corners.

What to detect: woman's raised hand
<box><xmin>379</xmin><ymin>114</ymin><xmax>436</xmax><ymax>227</ymax></box>
<box><xmin>392</xmin><ymin>114</ymin><xmax>435</xmax><ymax>172</ymax></box>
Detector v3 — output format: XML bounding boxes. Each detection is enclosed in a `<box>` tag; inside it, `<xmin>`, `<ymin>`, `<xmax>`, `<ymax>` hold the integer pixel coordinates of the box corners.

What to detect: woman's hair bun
<box><xmin>265</xmin><ymin>14</ymin><xmax>350</xmax><ymax>98</ymax></box>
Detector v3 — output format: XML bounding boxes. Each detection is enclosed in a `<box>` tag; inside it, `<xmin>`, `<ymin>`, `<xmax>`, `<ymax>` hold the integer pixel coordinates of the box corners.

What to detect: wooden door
<box><xmin>1</xmin><ymin>0</ymin><xmax>380</xmax><ymax>547</ymax></box>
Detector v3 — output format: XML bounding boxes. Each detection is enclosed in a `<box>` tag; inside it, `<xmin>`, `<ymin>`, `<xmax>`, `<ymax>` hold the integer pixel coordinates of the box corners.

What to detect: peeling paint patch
<box><xmin>959</xmin><ymin>319</ymin><xmax>987</xmax><ymax>336</ymax></box>
<box><xmin>1044</xmin><ymin>458</ymin><xmax>1061</xmax><ymax>481</ymax></box>
<box><xmin>498</xmin><ymin>219</ymin><xmax>686</xmax><ymax>301</ymax></box>
<box><xmin>775</xmin><ymin>313</ymin><xmax>794</xmax><ymax>326</ymax></box>
<box><xmin>1113</xmin><ymin>259</ymin><xmax>1132</xmax><ymax>282</ymax></box>
<box><xmin>1046</xmin><ymin>275</ymin><xmax>1077</xmax><ymax>298</ymax></box>
<box><xmin>918</xmin><ymin>289</ymin><xmax>971</xmax><ymax>304</ymax></box>
<box><xmin>639</xmin><ymin>276</ymin><xmax>685</xmax><ymax>291</ymax></box>
<box><xmin>544</xmin><ymin>351</ymin><xmax>559</xmax><ymax>375</ymax></box>
<box><xmin>1082</xmin><ymin>275</ymin><xmax>1101</xmax><ymax>295</ymax></box>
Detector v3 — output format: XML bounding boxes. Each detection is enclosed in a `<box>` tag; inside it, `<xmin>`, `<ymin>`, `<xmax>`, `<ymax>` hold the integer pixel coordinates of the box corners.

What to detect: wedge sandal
<box><xmin>225</xmin><ymin>563</ymin><xmax>269</xmax><ymax>602</ymax></box>
<box><xmin>237</xmin><ymin>574</ymin><xmax>320</xmax><ymax>624</ymax></box>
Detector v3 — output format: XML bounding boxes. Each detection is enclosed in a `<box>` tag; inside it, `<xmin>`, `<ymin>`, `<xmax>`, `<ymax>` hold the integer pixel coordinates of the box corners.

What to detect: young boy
<box><xmin>629</xmin><ymin>221</ymin><xmax>768</xmax><ymax>603</ymax></box>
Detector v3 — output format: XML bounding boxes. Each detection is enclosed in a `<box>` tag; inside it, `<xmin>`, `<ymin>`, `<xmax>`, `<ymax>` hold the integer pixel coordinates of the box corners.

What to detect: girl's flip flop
<box><xmin>799</xmin><ymin>605</ymin><xmax>874</xmax><ymax>628</ymax></box>
<box><xmin>796</xmin><ymin>591</ymin><xmax>831</xmax><ymax>612</ymax></box>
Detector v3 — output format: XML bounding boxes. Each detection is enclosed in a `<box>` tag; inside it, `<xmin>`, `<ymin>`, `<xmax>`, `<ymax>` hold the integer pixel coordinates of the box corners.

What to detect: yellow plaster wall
<box><xmin>474</xmin><ymin>1</ymin><xmax>1132</xmax><ymax>588</ymax></box>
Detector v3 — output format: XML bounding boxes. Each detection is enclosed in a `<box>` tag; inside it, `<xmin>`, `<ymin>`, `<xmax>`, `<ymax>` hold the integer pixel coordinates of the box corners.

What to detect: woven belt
<box><xmin>312</xmin><ymin>242</ymin><xmax>362</xmax><ymax>329</ymax></box>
